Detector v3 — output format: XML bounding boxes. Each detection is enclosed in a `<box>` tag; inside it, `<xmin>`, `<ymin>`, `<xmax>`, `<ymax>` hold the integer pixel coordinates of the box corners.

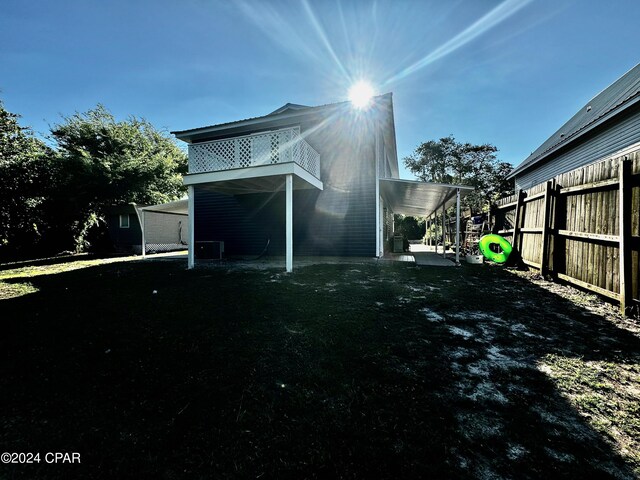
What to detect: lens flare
<box><xmin>348</xmin><ymin>81</ymin><xmax>374</xmax><ymax>108</ymax></box>
<box><xmin>382</xmin><ymin>0</ymin><xmax>532</xmax><ymax>87</ymax></box>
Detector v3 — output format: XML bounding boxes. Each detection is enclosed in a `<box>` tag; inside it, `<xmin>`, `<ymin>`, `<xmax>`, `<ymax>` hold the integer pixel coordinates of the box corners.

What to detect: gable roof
<box><xmin>268</xmin><ymin>103</ymin><xmax>309</xmax><ymax>115</ymax></box>
<box><xmin>509</xmin><ymin>62</ymin><xmax>640</xmax><ymax>179</ymax></box>
<box><xmin>171</xmin><ymin>94</ymin><xmax>392</xmax><ymax>141</ymax></box>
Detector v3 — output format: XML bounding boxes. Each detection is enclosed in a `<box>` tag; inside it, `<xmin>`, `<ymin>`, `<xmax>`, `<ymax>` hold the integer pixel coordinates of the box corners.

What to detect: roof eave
<box><xmin>171</xmin><ymin>93</ymin><xmax>395</xmax><ymax>143</ymax></box>
<box><xmin>509</xmin><ymin>93</ymin><xmax>640</xmax><ymax>179</ymax></box>
<box><xmin>171</xmin><ymin>108</ymin><xmax>327</xmax><ymax>143</ymax></box>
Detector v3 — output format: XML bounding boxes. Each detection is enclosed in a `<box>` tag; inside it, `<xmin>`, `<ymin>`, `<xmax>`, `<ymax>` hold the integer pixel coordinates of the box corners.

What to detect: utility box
<box><xmin>393</xmin><ymin>235</ymin><xmax>404</xmax><ymax>253</ymax></box>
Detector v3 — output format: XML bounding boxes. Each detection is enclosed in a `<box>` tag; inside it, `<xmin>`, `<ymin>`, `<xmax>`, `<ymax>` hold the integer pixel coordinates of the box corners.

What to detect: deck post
<box><xmin>286</xmin><ymin>174</ymin><xmax>293</xmax><ymax>273</ymax></box>
<box><xmin>455</xmin><ymin>188</ymin><xmax>461</xmax><ymax>264</ymax></box>
<box><xmin>187</xmin><ymin>186</ymin><xmax>195</xmax><ymax>269</ymax></box>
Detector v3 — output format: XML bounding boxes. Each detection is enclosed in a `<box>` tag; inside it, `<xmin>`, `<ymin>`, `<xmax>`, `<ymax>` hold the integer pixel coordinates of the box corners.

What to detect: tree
<box><xmin>403</xmin><ymin>135</ymin><xmax>513</xmax><ymax>213</ymax></box>
<box><xmin>394</xmin><ymin>214</ymin><xmax>425</xmax><ymax>240</ymax></box>
<box><xmin>0</xmin><ymin>100</ymin><xmax>54</xmax><ymax>258</ymax></box>
<box><xmin>49</xmin><ymin>105</ymin><xmax>188</xmax><ymax>251</ymax></box>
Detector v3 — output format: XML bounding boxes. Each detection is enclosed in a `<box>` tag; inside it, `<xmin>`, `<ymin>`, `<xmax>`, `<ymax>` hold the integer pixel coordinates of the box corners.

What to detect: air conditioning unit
<box><xmin>393</xmin><ymin>235</ymin><xmax>404</xmax><ymax>253</ymax></box>
<box><xmin>195</xmin><ymin>241</ymin><xmax>224</xmax><ymax>260</ymax></box>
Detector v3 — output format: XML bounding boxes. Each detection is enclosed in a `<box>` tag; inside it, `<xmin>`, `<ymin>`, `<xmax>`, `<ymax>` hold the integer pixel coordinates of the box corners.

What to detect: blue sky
<box><xmin>1</xmin><ymin>0</ymin><xmax>639</xmax><ymax>179</ymax></box>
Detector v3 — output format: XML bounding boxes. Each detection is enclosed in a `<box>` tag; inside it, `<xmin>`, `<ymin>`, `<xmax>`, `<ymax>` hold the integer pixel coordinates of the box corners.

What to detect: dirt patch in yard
<box><xmin>0</xmin><ymin>259</ymin><xmax>638</xmax><ymax>478</ymax></box>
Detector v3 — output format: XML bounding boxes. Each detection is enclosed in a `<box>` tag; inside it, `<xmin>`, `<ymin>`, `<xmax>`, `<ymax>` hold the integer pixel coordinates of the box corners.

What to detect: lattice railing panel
<box><xmin>290</xmin><ymin>129</ymin><xmax>320</xmax><ymax>178</ymax></box>
<box><xmin>189</xmin><ymin>127</ymin><xmax>320</xmax><ymax>179</ymax></box>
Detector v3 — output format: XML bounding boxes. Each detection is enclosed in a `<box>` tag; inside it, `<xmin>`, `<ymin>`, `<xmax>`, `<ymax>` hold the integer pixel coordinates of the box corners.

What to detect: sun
<box><xmin>348</xmin><ymin>81</ymin><xmax>375</xmax><ymax>109</ymax></box>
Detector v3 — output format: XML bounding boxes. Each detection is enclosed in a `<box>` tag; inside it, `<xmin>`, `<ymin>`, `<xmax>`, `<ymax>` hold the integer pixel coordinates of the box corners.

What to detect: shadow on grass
<box><xmin>0</xmin><ymin>254</ymin><xmax>103</xmax><ymax>272</ymax></box>
<box><xmin>0</xmin><ymin>260</ymin><xmax>638</xmax><ymax>479</ymax></box>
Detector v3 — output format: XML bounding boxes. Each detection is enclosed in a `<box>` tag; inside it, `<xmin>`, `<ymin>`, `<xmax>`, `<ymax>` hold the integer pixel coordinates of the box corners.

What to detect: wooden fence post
<box><xmin>619</xmin><ymin>158</ymin><xmax>632</xmax><ymax>315</ymax></box>
<box><xmin>540</xmin><ymin>180</ymin><xmax>553</xmax><ymax>277</ymax></box>
<box><xmin>552</xmin><ymin>181</ymin><xmax>565</xmax><ymax>279</ymax></box>
<box><xmin>512</xmin><ymin>189</ymin><xmax>524</xmax><ymax>254</ymax></box>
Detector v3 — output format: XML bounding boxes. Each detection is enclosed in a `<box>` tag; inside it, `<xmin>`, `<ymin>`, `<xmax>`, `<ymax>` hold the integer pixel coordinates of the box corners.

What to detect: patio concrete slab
<box><xmin>150</xmin><ymin>249</ymin><xmax>458</xmax><ymax>269</ymax></box>
<box><xmin>190</xmin><ymin>256</ymin><xmax>378</xmax><ymax>270</ymax></box>
<box><xmin>413</xmin><ymin>252</ymin><xmax>456</xmax><ymax>267</ymax></box>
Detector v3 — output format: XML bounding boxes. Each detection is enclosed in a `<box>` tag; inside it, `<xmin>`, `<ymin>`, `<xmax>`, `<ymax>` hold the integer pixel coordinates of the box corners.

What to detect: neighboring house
<box><xmin>509</xmin><ymin>62</ymin><xmax>640</xmax><ymax>190</ymax></box>
<box><xmin>106</xmin><ymin>204</ymin><xmax>142</xmax><ymax>253</ymax></box>
<box><xmin>106</xmin><ymin>200</ymin><xmax>189</xmax><ymax>254</ymax></box>
<box><xmin>172</xmin><ymin>93</ymin><xmax>471</xmax><ymax>271</ymax></box>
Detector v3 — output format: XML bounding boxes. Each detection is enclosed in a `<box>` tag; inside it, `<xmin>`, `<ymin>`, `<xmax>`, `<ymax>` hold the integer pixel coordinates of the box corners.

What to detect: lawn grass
<box><xmin>0</xmin><ymin>258</ymin><xmax>638</xmax><ymax>479</ymax></box>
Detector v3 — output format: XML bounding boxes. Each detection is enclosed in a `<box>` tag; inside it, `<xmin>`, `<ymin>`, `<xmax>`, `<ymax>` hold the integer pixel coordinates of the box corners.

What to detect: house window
<box><xmin>119</xmin><ymin>214</ymin><xmax>130</xmax><ymax>228</ymax></box>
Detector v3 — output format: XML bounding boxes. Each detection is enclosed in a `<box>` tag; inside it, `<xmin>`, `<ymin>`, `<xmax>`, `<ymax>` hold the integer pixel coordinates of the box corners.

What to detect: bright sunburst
<box><xmin>348</xmin><ymin>81</ymin><xmax>375</xmax><ymax>109</ymax></box>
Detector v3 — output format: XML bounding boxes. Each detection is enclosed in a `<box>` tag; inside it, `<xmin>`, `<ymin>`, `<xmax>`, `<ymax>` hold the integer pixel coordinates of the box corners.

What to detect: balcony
<box><xmin>188</xmin><ymin>127</ymin><xmax>320</xmax><ymax>180</ymax></box>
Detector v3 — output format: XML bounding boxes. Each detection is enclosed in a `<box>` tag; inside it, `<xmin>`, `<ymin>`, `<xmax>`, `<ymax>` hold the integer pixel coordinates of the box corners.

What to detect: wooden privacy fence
<box><xmin>493</xmin><ymin>148</ymin><xmax>640</xmax><ymax>315</ymax></box>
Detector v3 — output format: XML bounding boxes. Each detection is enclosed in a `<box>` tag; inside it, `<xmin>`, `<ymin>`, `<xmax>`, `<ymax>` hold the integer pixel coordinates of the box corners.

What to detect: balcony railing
<box><xmin>188</xmin><ymin>127</ymin><xmax>320</xmax><ymax>179</ymax></box>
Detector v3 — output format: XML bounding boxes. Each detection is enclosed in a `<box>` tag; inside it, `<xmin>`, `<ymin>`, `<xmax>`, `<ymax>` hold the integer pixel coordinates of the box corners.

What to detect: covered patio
<box><xmin>175</xmin><ymin>177</ymin><xmax>473</xmax><ymax>271</ymax></box>
<box><xmin>379</xmin><ymin>178</ymin><xmax>474</xmax><ymax>265</ymax></box>
<box><xmin>180</xmin><ymin>127</ymin><xmax>323</xmax><ymax>273</ymax></box>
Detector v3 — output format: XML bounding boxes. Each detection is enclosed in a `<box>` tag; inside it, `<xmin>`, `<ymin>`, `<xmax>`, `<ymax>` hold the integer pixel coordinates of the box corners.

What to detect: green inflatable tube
<box><xmin>478</xmin><ymin>234</ymin><xmax>513</xmax><ymax>264</ymax></box>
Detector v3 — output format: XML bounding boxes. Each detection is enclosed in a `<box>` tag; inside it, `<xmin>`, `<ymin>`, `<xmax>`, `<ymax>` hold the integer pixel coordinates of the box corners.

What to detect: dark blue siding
<box><xmin>193</xmin><ymin>112</ymin><xmax>378</xmax><ymax>257</ymax></box>
<box><xmin>194</xmin><ymin>181</ymin><xmax>376</xmax><ymax>257</ymax></box>
<box><xmin>107</xmin><ymin>211</ymin><xmax>142</xmax><ymax>251</ymax></box>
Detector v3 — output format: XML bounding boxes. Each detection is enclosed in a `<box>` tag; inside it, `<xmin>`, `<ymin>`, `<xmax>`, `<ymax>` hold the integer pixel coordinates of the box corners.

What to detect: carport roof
<box><xmin>138</xmin><ymin>199</ymin><xmax>188</xmax><ymax>215</ymax></box>
<box><xmin>136</xmin><ymin>180</ymin><xmax>472</xmax><ymax>218</ymax></box>
<box><xmin>379</xmin><ymin>178</ymin><xmax>473</xmax><ymax>217</ymax></box>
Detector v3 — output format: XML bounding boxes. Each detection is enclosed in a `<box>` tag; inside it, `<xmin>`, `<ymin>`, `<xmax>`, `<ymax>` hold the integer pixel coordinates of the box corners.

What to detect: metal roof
<box><xmin>136</xmin><ymin>180</ymin><xmax>473</xmax><ymax>219</ymax></box>
<box><xmin>379</xmin><ymin>178</ymin><xmax>473</xmax><ymax>217</ymax></box>
<box><xmin>509</xmin><ymin>62</ymin><xmax>640</xmax><ymax>179</ymax></box>
<box><xmin>268</xmin><ymin>103</ymin><xmax>309</xmax><ymax>115</ymax></box>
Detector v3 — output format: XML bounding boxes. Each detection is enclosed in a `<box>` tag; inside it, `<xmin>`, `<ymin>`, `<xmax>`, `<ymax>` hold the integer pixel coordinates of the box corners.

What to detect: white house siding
<box><xmin>143</xmin><ymin>211</ymin><xmax>189</xmax><ymax>252</ymax></box>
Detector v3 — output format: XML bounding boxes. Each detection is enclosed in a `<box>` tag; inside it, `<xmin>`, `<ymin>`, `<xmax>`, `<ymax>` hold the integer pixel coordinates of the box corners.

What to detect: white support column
<box><xmin>434</xmin><ymin>214</ymin><xmax>438</xmax><ymax>254</ymax></box>
<box><xmin>455</xmin><ymin>188</ymin><xmax>461</xmax><ymax>265</ymax></box>
<box><xmin>442</xmin><ymin>203</ymin><xmax>446</xmax><ymax>259</ymax></box>
<box><xmin>286</xmin><ymin>174</ymin><xmax>293</xmax><ymax>273</ymax></box>
<box><xmin>374</xmin><ymin>126</ymin><xmax>381</xmax><ymax>257</ymax></box>
<box><xmin>187</xmin><ymin>185</ymin><xmax>195</xmax><ymax>269</ymax></box>
<box><xmin>379</xmin><ymin>197</ymin><xmax>384</xmax><ymax>256</ymax></box>
<box><xmin>141</xmin><ymin>210</ymin><xmax>146</xmax><ymax>259</ymax></box>
<box><xmin>426</xmin><ymin>214</ymin><xmax>430</xmax><ymax>248</ymax></box>
<box><xmin>423</xmin><ymin>215</ymin><xmax>426</xmax><ymax>245</ymax></box>
<box><xmin>430</xmin><ymin>216</ymin><xmax>433</xmax><ymax>249</ymax></box>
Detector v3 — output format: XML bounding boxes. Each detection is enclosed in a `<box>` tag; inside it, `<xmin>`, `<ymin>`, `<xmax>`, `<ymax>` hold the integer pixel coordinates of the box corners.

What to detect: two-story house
<box><xmin>172</xmin><ymin>93</ymin><xmax>470</xmax><ymax>271</ymax></box>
